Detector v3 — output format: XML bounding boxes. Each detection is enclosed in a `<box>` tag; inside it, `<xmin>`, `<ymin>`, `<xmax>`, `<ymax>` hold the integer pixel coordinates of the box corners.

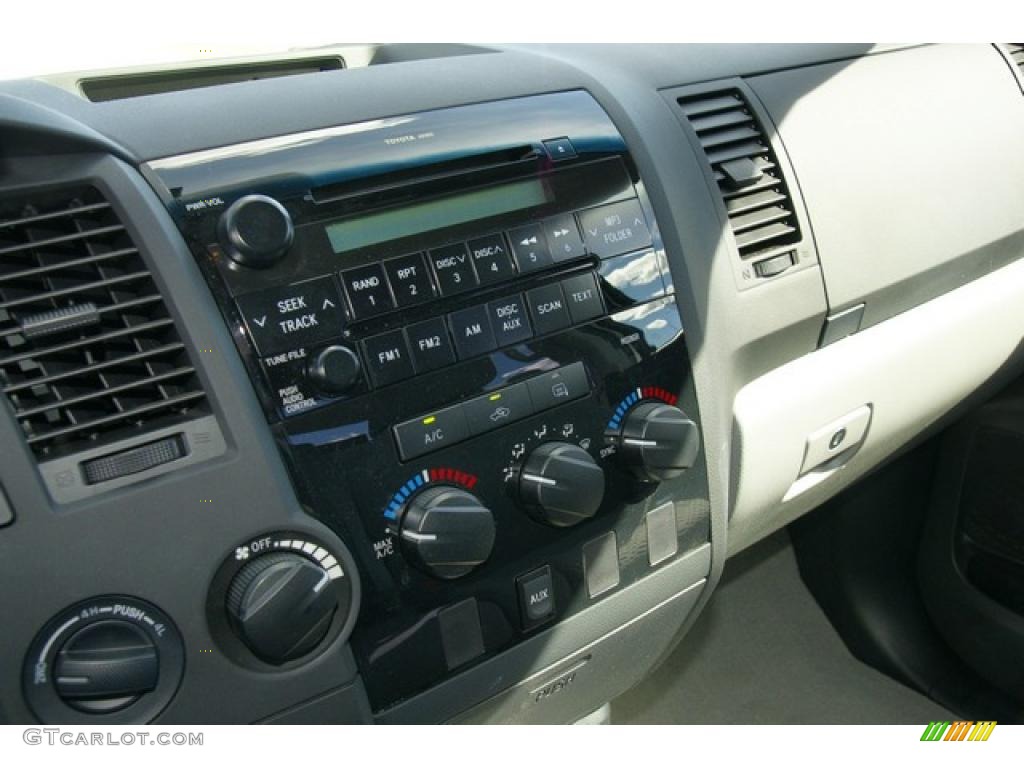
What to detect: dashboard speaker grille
<box><xmin>676</xmin><ymin>89</ymin><xmax>802</xmax><ymax>260</ymax></box>
<box><xmin>0</xmin><ymin>185</ymin><xmax>206</xmax><ymax>459</ymax></box>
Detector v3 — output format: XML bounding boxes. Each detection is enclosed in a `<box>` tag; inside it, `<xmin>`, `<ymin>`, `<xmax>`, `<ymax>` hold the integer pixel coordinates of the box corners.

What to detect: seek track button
<box><xmin>236</xmin><ymin>276</ymin><xmax>345</xmax><ymax>355</ymax></box>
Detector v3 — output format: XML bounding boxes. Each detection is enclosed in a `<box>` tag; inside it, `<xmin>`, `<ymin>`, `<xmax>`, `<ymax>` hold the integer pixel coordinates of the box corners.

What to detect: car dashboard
<box><xmin>0</xmin><ymin>42</ymin><xmax>1022</xmax><ymax>725</ymax></box>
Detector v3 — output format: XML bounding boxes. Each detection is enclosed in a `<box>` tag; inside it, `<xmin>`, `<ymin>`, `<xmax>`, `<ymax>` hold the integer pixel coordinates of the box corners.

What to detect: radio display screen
<box><xmin>324</xmin><ymin>177</ymin><xmax>551</xmax><ymax>254</ymax></box>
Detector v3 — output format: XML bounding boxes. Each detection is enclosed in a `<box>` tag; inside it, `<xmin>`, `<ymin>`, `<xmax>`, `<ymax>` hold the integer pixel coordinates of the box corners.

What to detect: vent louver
<box><xmin>0</xmin><ymin>186</ymin><xmax>206</xmax><ymax>459</ymax></box>
<box><xmin>677</xmin><ymin>90</ymin><xmax>802</xmax><ymax>260</ymax></box>
<box><xmin>1006</xmin><ymin>43</ymin><xmax>1024</xmax><ymax>77</ymax></box>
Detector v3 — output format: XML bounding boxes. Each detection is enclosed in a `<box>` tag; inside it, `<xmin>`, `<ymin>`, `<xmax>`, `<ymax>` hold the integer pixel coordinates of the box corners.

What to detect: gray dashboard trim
<box><xmin>377</xmin><ymin>542</ymin><xmax>710</xmax><ymax>724</ymax></box>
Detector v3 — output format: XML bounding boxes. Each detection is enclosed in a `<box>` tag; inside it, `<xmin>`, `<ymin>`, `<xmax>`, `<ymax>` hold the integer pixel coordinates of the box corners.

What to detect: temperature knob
<box><xmin>518</xmin><ymin>442</ymin><xmax>605</xmax><ymax>527</ymax></box>
<box><xmin>217</xmin><ymin>194</ymin><xmax>294</xmax><ymax>269</ymax></box>
<box><xmin>618</xmin><ymin>402</ymin><xmax>700</xmax><ymax>482</ymax></box>
<box><xmin>397</xmin><ymin>486</ymin><xmax>496</xmax><ymax>579</ymax></box>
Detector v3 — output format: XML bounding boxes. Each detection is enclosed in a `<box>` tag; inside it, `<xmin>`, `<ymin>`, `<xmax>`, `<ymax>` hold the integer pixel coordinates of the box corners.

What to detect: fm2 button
<box><xmin>236</xmin><ymin>276</ymin><xmax>345</xmax><ymax>356</ymax></box>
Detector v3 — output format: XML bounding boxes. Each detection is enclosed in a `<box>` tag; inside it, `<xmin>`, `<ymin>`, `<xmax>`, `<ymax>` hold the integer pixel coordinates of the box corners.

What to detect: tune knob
<box><xmin>226</xmin><ymin>552</ymin><xmax>339</xmax><ymax>664</ymax></box>
<box><xmin>518</xmin><ymin>441</ymin><xmax>605</xmax><ymax>527</ymax></box>
<box><xmin>397</xmin><ymin>486</ymin><xmax>496</xmax><ymax>580</ymax></box>
<box><xmin>307</xmin><ymin>344</ymin><xmax>361</xmax><ymax>394</ymax></box>
<box><xmin>618</xmin><ymin>402</ymin><xmax>700</xmax><ymax>482</ymax></box>
<box><xmin>218</xmin><ymin>194</ymin><xmax>294</xmax><ymax>268</ymax></box>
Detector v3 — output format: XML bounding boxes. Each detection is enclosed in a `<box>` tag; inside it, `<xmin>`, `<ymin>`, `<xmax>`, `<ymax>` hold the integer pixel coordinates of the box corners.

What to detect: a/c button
<box><xmin>393</xmin><ymin>405</ymin><xmax>468</xmax><ymax>461</ymax></box>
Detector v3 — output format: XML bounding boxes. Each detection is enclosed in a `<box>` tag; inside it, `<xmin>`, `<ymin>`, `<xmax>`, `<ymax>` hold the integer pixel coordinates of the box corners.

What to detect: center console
<box><xmin>138</xmin><ymin>90</ymin><xmax>710</xmax><ymax>716</ymax></box>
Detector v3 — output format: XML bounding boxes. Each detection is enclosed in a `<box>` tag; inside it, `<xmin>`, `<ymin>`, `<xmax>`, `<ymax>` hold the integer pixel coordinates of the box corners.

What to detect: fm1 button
<box><xmin>517</xmin><ymin>565</ymin><xmax>556</xmax><ymax>627</ymax></box>
<box><xmin>393</xmin><ymin>405</ymin><xmax>468</xmax><ymax>461</ymax></box>
<box><xmin>362</xmin><ymin>329</ymin><xmax>414</xmax><ymax>388</ymax></box>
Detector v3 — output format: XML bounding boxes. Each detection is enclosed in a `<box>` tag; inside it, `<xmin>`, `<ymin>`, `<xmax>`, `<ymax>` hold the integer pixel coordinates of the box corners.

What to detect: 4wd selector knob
<box><xmin>218</xmin><ymin>194</ymin><xmax>294</xmax><ymax>269</ymax></box>
<box><xmin>518</xmin><ymin>441</ymin><xmax>605</xmax><ymax>527</ymax></box>
<box><xmin>398</xmin><ymin>486</ymin><xmax>495</xmax><ymax>580</ymax></box>
<box><xmin>619</xmin><ymin>402</ymin><xmax>700</xmax><ymax>482</ymax></box>
<box><xmin>226</xmin><ymin>552</ymin><xmax>338</xmax><ymax>664</ymax></box>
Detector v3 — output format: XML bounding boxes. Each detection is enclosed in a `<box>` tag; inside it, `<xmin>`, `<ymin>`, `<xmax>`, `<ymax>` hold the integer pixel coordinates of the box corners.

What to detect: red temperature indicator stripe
<box><xmin>427</xmin><ymin>467</ymin><xmax>478</xmax><ymax>489</ymax></box>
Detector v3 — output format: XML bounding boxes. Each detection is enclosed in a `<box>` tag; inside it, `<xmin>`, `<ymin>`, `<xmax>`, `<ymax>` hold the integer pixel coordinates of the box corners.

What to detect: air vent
<box><xmin>0</xmin><ymin>186</ymin><xmax>206</xmax><ymax>459</ymax></box>
<box><xmin>677</xmin><ymin>90</ymin><xmax>802</xmax><ymax>261</ymax></box>
<box><xmin>1006</xmin><ymin>43</ymin><xmax>1024</xmax><ymax>77</ymax></box>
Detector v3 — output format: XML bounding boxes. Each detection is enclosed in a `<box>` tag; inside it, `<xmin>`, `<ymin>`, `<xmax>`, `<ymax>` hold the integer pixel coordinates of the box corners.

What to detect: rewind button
<box><xmin>507</xmin><ymin>223</ymin><xmax>553</xmax><ymax>274</ymax></box>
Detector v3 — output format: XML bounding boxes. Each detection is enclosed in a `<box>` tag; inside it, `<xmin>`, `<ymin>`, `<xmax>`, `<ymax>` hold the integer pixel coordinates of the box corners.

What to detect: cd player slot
<box><xmin>310</xmin><ymin>145</ymin><xmax>541</xmax><ymax>211</ymax></box>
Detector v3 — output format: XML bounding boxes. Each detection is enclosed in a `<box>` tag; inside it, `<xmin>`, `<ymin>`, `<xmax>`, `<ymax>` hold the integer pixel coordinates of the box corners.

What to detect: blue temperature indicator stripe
<box><xmin>385</xmin><ymin>473</ymin><xmax>430</xmax><ymax>519</ymax></box>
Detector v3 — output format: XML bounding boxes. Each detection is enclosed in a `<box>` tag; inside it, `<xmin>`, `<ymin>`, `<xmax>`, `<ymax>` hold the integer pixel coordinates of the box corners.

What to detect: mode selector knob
<box><xmin>619</xmin><ymin>402</ymin><xmax>701</xmax><ymax>482</ymax></box>
<box><xmin>518</xmin><ymin>442</ymin><xmax>605</xmax><ymax>528</ymax></box>
<box><xmin>398</xmin><ymin>486</ymin><xmax>496</xmax><ymax>580</ymax></box>
<box><xmin>218</xmin><ymin>194</ymin><xmax>294</xmax><ymax>269</ymax></box>
<box><xmin>226</xmin><ymin>552</ymin><xmax>339</xmax><ymax>664</ymax></box>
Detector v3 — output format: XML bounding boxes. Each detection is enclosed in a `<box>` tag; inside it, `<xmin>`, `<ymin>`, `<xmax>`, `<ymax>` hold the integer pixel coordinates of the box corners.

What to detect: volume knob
<box><xmin>518</xmin><ymin>442</ymin><xmax>605</xmax><ymax>527</ymax></box>
<box><xmin>218</xmin><ymin>194</ymin><xmax>294</xmax><ymax>269</ymax></box>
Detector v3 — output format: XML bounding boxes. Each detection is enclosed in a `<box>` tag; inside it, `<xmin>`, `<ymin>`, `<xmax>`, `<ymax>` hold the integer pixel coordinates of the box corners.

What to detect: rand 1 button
<box><xmin>463</xmin><ymin>382</ymin><xmax>533</xmax><ymax>436</ymax></box>
<box><xmin>526</xmin><ymin>362</ymin><xmax>590</xmax><ymax>412</ymax></box>
<box><xmin>429</xmin><ymin>243</ymin><xmax>478</xmax><ymax>296</ymax></box>
<box><xmin>406</xmin><ymin>316</ymin><xmax>456</xmax><ymax>373</ymax></box>
<box><xmin>393</xmin><ymin>404</ymin><xmax>469</xmax><ymax>461</ymax></box>
<box><xmin>384</xmin><ymin>252</ymin><xmax>435</xmax><ymax>307</ymax></box>
<box><xmin>362</xmin><ymin>329</ymin><xmax>415</xmax><ymax>388</ymax></box>
<box><xmin>236</xmin><ymin>276</ymin><xmax>345</xmax><ymax>356</ymax></box>
<box><xmin>577</xmin><ymin>198</ymin><xmax>653</xmax><ymax>259</ymax></box>
<box><xmin>507</xmin><ymin>223</ymin><xmax>553</xmax><ymax>274</ymax></box>
<box><xmin>467</xmin><ymin>233</ymin><xmax>516</xmax><ymax>286</ymax></box>
<box><xmin>487</xmin><ymin>294</ymin><xmax>532</xmax><ymax>347</ymax></box>
<box><xmin>340</xmin><ymin>263</ymin><xmax>395</xmax><ymax>319</ymax></box>
<box><xmin>560</xmin><ymin>272</ymin><xmax>604</xmax><ymax>324</ymax></box>
<box><xmin>448</xmin><ymin>304</ymin><xmax>496</xmax><ymax>360</ymax></box>
<box><xmin>541</xmin><ymin>213</ymin><xmax>586</xmax><ymax>263</ymax></box>
<box><xmin>525</xmin><ymin>283</ymin><xmax>571</xmax><ymax>336</ymax></box>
